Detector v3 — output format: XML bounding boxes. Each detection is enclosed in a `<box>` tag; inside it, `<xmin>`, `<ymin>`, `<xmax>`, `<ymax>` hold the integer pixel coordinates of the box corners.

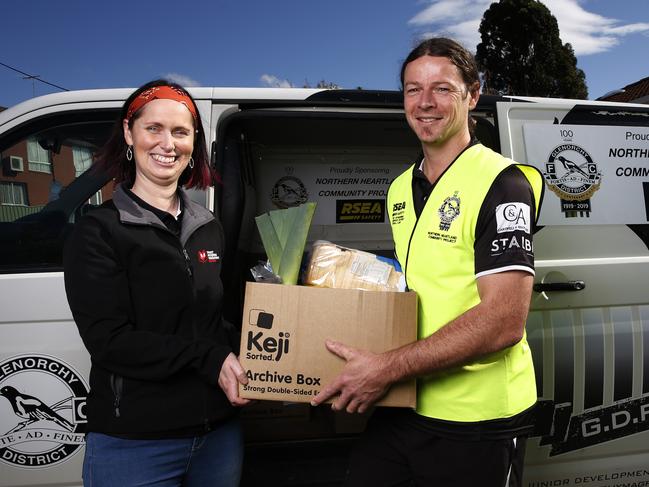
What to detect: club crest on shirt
<box><xmin>438</xmin><ymin>191</ymin><xmax>461</xmax><ymax>231</ymax></box>
<box><xmin>0</xmin><ymin>354</ymin><xmax>88</xmax><ymax>469</ymax></box>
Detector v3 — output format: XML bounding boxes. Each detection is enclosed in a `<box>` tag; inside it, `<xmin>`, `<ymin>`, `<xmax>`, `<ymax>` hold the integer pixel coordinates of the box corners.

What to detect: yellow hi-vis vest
<box><xmin>387</xmin><ymin>144</ymin><xmax>544</xmax><ymax>422</ymax></box>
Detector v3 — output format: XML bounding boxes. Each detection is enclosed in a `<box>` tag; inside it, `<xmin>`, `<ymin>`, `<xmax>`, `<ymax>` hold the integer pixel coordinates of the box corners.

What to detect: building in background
<box><xmin>598</xmin><ymin>76</ymin><xmax>649</xmax><ymax>104</ymax></box>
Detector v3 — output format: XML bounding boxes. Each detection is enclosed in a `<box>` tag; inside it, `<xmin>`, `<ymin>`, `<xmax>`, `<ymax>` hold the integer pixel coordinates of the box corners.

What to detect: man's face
<box><xmin>403</xmin><ymin>55</ymin><xmax>478</xmax><ymax>147</ymax></box>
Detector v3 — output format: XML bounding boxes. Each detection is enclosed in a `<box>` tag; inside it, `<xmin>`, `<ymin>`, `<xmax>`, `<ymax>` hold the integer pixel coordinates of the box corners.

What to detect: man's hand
<box><xmin>310</xmin><ymin>340</ymin><xmax>391</xmax><ymax>414</ymax></box>
<box><xmin>218</xmin><ymin>352</ymin><xmax>251</xmax><ymax>407</ymax></box>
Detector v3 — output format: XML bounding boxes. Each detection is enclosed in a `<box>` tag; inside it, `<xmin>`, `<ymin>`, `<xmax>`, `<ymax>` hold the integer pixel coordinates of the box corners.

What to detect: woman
<box><xmin>63</xmin><ymin>80</ymin><xmax>250</xmax><ymax>487</ymax></box>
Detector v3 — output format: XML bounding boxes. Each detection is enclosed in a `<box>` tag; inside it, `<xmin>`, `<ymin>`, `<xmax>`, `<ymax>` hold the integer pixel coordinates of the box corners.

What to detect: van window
<box><xmin>0</xmin><ymin>112</ymin><xmax>116</xmax><ymax>272</ymax></box>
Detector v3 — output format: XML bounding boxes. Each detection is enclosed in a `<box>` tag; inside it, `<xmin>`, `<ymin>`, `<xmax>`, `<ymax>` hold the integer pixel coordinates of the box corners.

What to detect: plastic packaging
<box><xmin>250</xmin><ymin>260</ymin><xmax>282</xmax><ymax>284</ymax></box>
<box><xmin>303</xmin><ymin>240</ymin><xmax>405</xmax><ymax>292</ymax></box>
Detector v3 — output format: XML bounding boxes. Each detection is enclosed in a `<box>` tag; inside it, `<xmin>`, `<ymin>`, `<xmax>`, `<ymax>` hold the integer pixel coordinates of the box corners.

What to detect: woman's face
<box><xmin>123</xmin><ymin>98</ymin><xmax>195</xmax><ymax>189</ymax></box>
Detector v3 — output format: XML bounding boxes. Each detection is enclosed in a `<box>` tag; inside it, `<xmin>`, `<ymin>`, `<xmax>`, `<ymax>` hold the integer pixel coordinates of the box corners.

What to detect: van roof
<box><xmin>1</xmin><ymin>87</ymin><xmax>646</xmax><ymax>131</ymax></box>
<box><xmin>0</xmin><ymin>87</ymin><xmax>321</xmax><ymax>123</ymax></box>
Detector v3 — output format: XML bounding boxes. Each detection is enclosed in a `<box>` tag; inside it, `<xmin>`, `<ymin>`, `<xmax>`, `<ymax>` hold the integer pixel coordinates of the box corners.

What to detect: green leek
<box><xmin>255</xmin><ymin>202</ymin><xmax>317</xmax><ymax>285</ymax></box>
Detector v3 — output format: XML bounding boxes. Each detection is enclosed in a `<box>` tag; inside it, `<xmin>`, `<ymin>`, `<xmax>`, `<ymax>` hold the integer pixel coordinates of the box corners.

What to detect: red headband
<box><xmin>125</xmin><ymin>86</ymin><xmax>198</xmax><ymax>123</ymax></box>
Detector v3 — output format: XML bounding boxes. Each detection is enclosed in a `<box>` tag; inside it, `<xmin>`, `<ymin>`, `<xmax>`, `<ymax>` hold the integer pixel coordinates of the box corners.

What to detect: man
<box><xmin>311</xmin><ymin>37</ymin><xmax>544</xmax><ymax>487</ymax></box>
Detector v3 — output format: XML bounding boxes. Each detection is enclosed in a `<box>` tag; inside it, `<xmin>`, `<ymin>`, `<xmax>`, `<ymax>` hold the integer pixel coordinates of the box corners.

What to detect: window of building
<box><xmin>9</xmin><ymin>155</ymin><xmax>24</xmax><ymax>172</ymax></box>
<box><xmin>0</xmin><ymin>181</ymin><xmax>28</xmax><ymax>206</ymax></box>
<box><xmin>73</xmin><ymin>145</ymin><xmax>102</xmax><ymax>206</ymax></box>
<box><xmin>72</xmin><ymin>146</ymin><xmax>93</xmax><ymax>176</ymax></box>
<box><xmin>27</xmin><ymin>137</ymin><xmax>51</xmax><ymax>173</ymax></box>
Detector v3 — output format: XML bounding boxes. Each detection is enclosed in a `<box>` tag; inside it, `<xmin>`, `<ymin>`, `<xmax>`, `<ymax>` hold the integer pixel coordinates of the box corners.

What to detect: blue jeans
<box><xmin>82</xmin><ymin>418</ymin><xmax>243</xmax><ymax>487</ymax></box>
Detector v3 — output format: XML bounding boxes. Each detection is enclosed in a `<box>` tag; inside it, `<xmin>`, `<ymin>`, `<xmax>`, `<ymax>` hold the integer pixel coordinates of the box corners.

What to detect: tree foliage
<box><xmin>302</xmin><ymin>79</ymin><xmax>340</xmax><ymax>89</ymax></box>
<box><xmin>475</xmin><ymin>0</ymin><xmax>588</xmax><ymax>99</ymax></box>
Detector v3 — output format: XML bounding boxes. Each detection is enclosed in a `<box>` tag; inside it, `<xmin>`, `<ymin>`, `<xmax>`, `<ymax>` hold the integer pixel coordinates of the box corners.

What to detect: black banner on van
<box><xmin>542</xmin><ymin>394</ymin><xmax>649</xmax><ymax>456</ymax></box>
<box><xmin>643</xmin><ymin>182</ymin><xmax>649</xmax><ymax>222</ymax></box>
<box><xmin>336</xmin><ymin>199</ymin><xmax>385</xmax><ymax>223</ymax></box>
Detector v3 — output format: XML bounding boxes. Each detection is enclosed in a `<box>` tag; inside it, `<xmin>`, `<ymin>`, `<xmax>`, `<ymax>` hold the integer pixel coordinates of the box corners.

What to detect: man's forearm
<box><xmin>381</xmin><ymin>272</ymin><xmax>532</xmax><ymax>384</ymax></box>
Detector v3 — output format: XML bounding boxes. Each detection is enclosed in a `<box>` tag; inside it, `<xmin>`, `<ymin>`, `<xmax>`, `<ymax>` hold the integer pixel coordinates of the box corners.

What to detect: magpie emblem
<box><xmin>1</xmin><ymin>386</ymin><xmax>74</xmax><ymax>434</ymax></box>
<box><xmin>0</xmin><ymin>355</ymin><xmax>88</xmax><ymax>469</ymax></box>
<box><xmin>543</xmin><ymin>143</ymin><xmax>602</xmax><ymax>217</ymax></box>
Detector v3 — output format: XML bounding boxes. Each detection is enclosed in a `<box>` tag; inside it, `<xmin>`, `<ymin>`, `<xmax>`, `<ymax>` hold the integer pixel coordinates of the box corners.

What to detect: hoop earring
<box><xmin>126</xmin><ymin>145</ymin><xmax>133</xmax><ymax>161</ymax></box>
<box><xmin>188</xmin><ymin>157</ymin><xmax>194</xmax><ymax>169</ymax></box>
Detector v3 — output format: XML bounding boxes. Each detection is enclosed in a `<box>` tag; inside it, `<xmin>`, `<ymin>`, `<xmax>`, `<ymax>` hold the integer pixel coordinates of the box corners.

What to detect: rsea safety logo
<box><xmin>336</xmin><ymin>199</ymin><xmax>385</xmax><ymax>223</ymax></box>
<box><xmin>246</xmin><ymin>309</ymin><xmax>290</xmax><ymax>361</ymax></box>
<box><xmin>0</xmin><ymin>354</ymin><xmax>88</xmax><ymax>469</ymax></box>
<box><xmin>391</xmin><ymin>201</ymin><xmax>406</xmax><ymax>225</ymax></box>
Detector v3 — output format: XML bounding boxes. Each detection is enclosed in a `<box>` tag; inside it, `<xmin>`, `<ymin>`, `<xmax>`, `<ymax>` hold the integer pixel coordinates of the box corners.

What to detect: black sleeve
<box><xmin>63</xmin><ymin>211</ymin><xmax>231</xmax><ymax>386</ymax></box>
<box><xmin>474</xmin><ymin>165</ymin><xmax>537</xmax><ymax>277</ymax></box>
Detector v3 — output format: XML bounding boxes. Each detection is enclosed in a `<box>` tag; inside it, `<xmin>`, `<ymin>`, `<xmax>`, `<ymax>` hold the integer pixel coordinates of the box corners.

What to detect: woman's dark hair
<box><xmin>93</xmin><ymin>79</ymin><xmax>212</xmax><ymax>189</ymax></box>
<box><xmin>399</xmin><ymin>37</ymin><xmax>480</xmax><ymax>94</ymax></box>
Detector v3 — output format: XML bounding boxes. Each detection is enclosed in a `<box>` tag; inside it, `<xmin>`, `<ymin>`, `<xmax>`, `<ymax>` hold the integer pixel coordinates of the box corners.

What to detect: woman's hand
<box><xmin>218</xmin><ymin>353</ymin><xmax>251</xmax><ymax>407</ymax></box>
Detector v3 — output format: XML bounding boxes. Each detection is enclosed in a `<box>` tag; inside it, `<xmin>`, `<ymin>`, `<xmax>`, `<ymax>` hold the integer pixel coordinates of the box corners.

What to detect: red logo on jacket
<box><xmin>197</xmin><ymin>250</ymin><xmax>220</xmax><ymax>263</ymax></box>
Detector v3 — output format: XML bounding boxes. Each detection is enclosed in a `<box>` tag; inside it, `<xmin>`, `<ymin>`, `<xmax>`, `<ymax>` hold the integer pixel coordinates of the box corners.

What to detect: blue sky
<box><xmin>1</xmin><ymin>0</ymin><xmax>648</xmax><ymax>109</ymax></box>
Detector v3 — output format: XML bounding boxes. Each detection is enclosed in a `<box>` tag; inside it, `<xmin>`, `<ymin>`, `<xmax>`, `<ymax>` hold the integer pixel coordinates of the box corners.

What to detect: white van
<box><xmin>0</xmin><ymin>88</ymin><xmax>648</xmax><ymax>487</ymax></box>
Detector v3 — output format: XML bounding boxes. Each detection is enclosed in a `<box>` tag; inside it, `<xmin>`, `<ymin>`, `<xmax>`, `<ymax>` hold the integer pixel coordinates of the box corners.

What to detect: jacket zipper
<box><xmin>182</xmin><ymin>248</ymin><xmax>193</xmax><ymax>279</ymax></box>
<box><xmin>110</xmin><ymin>373</ymin><xmax>123</xmax><ymax>418</ymax></box>
<box><xmin>118</xmin><ymin>200</ymin><xmax>215</xmax><ymax>428</ymax></box>
<box><xmin>181</xmin><ymin>244</ymin><xmax>209</xmax><ymax>431</ymax></box>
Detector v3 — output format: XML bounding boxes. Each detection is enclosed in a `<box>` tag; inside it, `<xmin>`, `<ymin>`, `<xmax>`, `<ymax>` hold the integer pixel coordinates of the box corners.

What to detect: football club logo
<box><xmin>271</xmin><ymin>176</ymin><xmax>308</xmax><ymax>209</ymax></box>
<box><xmin>543</xmin><ymin>143</ymin><xmax>602</xmax><ymax>217</ymax></box>
<box><xmin>0</xmin><ymin>355</ymin><xmax>88</xmax><ymax>469</ymax></box>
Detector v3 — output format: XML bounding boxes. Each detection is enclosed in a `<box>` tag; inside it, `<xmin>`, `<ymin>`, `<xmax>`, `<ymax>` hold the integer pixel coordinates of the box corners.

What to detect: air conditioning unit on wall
<box><xmin>9</xmin><ymin>156</ymin><xmax>23</xmax><ymax>172</ymax></box>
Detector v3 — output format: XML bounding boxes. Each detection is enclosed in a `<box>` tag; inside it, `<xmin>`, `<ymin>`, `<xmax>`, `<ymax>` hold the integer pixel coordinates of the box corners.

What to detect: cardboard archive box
<box><xmin>238</xmin><ymin>282</ymin><xmax>417</xmax><ymax>407</ymax></box>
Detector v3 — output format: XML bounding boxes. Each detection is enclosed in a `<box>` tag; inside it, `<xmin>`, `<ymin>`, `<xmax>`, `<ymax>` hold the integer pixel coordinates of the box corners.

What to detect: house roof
<box><xmin>599</xmin><ymin>76</ymin><xmax>649</xmax><ymax>103</ymax></box>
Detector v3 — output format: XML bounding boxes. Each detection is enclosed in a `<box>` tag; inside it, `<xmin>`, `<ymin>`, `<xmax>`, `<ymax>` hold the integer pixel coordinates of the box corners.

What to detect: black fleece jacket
<box><xmin>64</xmin><ymin>185</ymin><xmax>239</xmax><ymax>437</ymax></box>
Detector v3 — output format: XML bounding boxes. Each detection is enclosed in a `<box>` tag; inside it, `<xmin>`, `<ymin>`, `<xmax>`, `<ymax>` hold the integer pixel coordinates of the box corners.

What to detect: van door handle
<box><xmin>533</xmin><ymin>280</ymin><xmax>585</xmax><ymax>292</ymax></box>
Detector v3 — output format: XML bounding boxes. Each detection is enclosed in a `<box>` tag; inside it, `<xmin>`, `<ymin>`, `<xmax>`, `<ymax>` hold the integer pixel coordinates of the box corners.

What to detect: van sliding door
<box><xmin>498</xmin><ymin>100</ymin><xmax>649</xmax><ymax>484</ymax></box>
